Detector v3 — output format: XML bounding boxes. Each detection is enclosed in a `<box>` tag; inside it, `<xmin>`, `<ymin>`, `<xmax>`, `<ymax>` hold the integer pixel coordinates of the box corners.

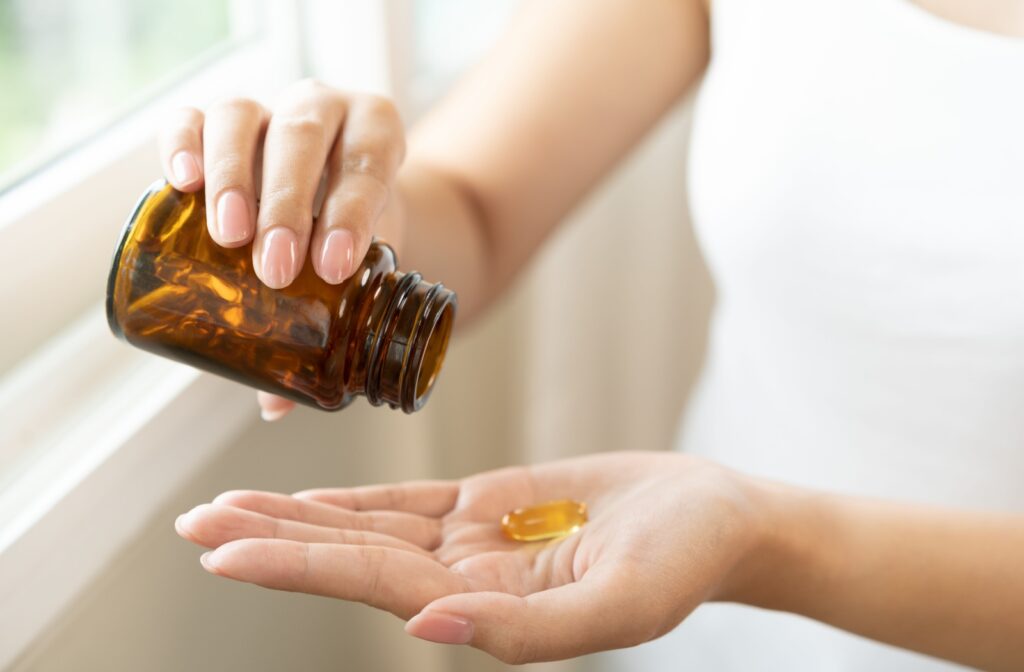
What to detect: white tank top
<box><xmin>601</xmin><ymin>1</ymin><xmax>1024</xmax><ymax>670</ymax></box>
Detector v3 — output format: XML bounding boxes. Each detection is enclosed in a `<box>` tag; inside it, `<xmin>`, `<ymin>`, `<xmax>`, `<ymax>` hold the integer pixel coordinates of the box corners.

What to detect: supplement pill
<box><xmin>501</xmin><ymin>499</ymin><xmax>588</xmax><ymax>542</ymax></box>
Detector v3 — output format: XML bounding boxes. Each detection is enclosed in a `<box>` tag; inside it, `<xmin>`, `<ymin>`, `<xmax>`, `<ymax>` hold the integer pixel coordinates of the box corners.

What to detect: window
<box><xmin>0</xmin><ymin>2</ymin><xmax>520</xmax><ymax>666</ymax></box>
<box><xmin>0</xmin><ymin>1</ymin><xmax>306</xmax><ymax>666</ymax></box>
<box><xmin>406</xmin><ymin>0</ymin><xmax>518</xmax><ymax>116</ymax></box>
<box><xmin>0</xmin><ymin>0</ymin><xmax>298</xmax><ymax>459</ymax></box>
<box><xmin>0</xmin><ymin>0</ymin><xmax>246</xmax><ymax>192</ymax></box>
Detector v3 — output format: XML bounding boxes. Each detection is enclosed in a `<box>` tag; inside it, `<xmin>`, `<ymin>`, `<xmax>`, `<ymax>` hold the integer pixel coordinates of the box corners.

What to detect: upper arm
<box><xmin>408</xmin><ymin>0</ymin><xmax>710</xmax><ymax>287</ymax></box>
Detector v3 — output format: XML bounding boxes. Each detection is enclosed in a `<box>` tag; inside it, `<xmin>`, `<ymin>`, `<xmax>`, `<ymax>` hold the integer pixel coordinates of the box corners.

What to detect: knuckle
<box><xmin>496</xmin><ymin>634</ymin><xmax>534</xmax><ymax>666</ymax></box>
<box><xmin>259</xmin><ymin>184</ymin><xmax>310</xmax><ymax>218</ymax></box>
<box><xmin>278</xmin><ymin>79</ymin><xmax>345</xmax><ymax>117</ymax></box>
<box><xmin>333</xmin><ymin>189</ymin><xmax>381</xmax><ymax>223</ymax></box>
<box><xmin>204</xmin><ymin>155</ymin><xmax>252</xmax><ymax>190</ymax></box>
<box><xmin>360</xmin><ymin>95</ymin><xmax>405</xmax><ymax>159</ymax></box>
<box><xmin>207</xmin><ymin>96</ymin><xmax>263</xmax><ymax>120</ymax></box>
<box><xmin>298</xmin><ymin>543</ymin><xmax>313</xmax><ymax>587</ymax></box>
<box><xmin>334</xmin><ymin>507</ymin><xmax>369</xmax><ymax>532</ymax></box>
<box><xmin>491</xmin><ymin>599</ymin><xmax>534</xmax><ymax>664</ymax></box>
<box><xmin>271</xmin><ymin>114</ymin><xmax>327</xmax><ymax>140</ymax></box>
<box><xmin>360</xmin><ymin>546</ymin><xmax>386</xmax><ymax>599</ymax></box>
<box><xmin>341</xmin><ymin>150</ymin><xmax>395</xmax><ymax>188</ymax></box>
<box><xmin>385</xmin><ymin>486</ymin><xmax>406</xmax><ymax>510</ymax></box>
<box><xmin>360</xmin><ymin>93</ymin><xmax>400</xmax><ymax>121</ymax></box>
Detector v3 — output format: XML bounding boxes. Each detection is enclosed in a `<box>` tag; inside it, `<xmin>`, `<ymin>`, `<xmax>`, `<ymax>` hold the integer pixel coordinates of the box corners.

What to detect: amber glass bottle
<box><xmin>106</xmin><ymin>181</ymin><xmax>456</xmax><ymax>413</ymax></box>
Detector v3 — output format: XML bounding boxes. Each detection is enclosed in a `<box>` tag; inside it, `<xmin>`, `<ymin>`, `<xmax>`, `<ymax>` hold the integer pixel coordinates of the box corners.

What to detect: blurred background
<box><xmin>0</xmin><ymin>1</ymin><xmax>712</xmax><ymax>670</ymax></box>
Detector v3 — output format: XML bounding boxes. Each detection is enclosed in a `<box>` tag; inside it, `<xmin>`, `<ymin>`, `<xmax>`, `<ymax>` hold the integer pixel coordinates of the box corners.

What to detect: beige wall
<box><xmin>13</xmin><ymin>100</ymin><xmax>712</xmax><ymax>672</ymax></box>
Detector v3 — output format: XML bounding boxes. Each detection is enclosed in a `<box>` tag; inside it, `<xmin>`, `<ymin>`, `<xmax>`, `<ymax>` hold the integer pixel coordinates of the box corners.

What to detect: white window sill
<box><xmin>0</xmin><ymin>306</ymin><xmax>255</xmax><ymax>668</ymax></box>
<box><xmin>0</xmin><ymin>2</ymin><xmax>400</xmax><ymax>664</ymax></box>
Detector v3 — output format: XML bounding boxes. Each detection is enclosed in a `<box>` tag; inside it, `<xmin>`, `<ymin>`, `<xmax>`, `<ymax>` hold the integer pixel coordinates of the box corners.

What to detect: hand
<box><xmin>158</xmin><ymin>80</ymin><xmax>407</xmax><ymax>421</ymax></box>
<box><xmin>174</xmin><ymin>451</ymin><xmax>768</xmax><ymax>663</ymax></box>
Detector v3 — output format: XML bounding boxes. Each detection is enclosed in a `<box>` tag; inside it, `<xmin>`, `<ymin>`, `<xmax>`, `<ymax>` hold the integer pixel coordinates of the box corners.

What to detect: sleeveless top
<box><xmin>601</xmin><ymin>0</ymin><xmax>1024</xmax><ymax>669</ymax></box>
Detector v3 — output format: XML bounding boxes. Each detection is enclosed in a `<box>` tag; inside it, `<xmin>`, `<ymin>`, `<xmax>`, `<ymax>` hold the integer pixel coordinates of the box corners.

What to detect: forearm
<box><xmin>727</xmin><ymin>481</ymin><xmax>1024</xmax><ymax>671</ymax></box>
<box><xmin>376</xmin><ymin>161</ymin><xmax>495</xmax><ymax>323</ymax></box>
<box><xmin>375</xmin><ymin>0</ymin><xmax>710</xmax><ymax>324</ymax></box>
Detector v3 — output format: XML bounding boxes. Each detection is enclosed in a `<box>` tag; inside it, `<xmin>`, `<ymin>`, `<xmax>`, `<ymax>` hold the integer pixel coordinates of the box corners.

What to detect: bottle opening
<box><xmin>414</xmin><ymin>300</ymin><xmax>454</xmax><ymax>403</ymax></box>
<box><xmin>366</xmin><ymin>273</ymin><xmax>457</xmax><ymax>413</ymax></box>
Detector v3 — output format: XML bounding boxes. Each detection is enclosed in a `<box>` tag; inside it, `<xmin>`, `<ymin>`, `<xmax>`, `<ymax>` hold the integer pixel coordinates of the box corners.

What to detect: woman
<box><xmin>169</xmin><ymin>0</ymin><xmax>1024</xmax><ymax>668</ymax></box>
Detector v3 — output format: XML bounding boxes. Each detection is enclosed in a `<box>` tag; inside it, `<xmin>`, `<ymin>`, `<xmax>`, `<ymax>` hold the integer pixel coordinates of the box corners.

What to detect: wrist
<box><xmin>713</xmin><ymin>475</ymin><xmax>832</xmax><ymax>611</ymax></box>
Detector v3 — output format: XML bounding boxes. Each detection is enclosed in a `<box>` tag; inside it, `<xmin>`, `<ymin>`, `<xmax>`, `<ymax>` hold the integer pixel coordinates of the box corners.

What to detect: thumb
<box><xmin>404</xmin><ymin>564</ymin><xmax>663</xmax><ymax>664</ymax></box>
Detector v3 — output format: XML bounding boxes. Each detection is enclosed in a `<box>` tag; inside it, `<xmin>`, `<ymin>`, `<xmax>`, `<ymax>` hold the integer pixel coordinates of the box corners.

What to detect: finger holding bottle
<box><xmin>311</xmin><ymin>93</ymin><xmax>405</xmax><ymax>285</ymax></box>
<box><xmin>252</xmin><ymin>80</ymin><xmax>346</xmax><ymax>288</ymax></box>
<box><xmin>157</xmin><ymin>106</ymin><xmax>205</xmax><ymax>192</ymax></box>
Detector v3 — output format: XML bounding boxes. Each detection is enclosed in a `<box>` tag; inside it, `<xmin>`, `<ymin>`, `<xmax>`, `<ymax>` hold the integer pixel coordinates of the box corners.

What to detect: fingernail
<box><xmin>215</xmin><ymin>190</ymin><xmax>250</xmax><ymax>244</ymax></box>
<box><xmin>200</xmin><ymin>551</ymin><xmax>219</xmax><ymax>573</ymax></box>
<box><xmin>318</xmin><ymin>229</ymin><xmax>355</xmax><ymax>284</ymax></box>
<box><xmin>259</xmin><ymin>228</ymin><xmax>299</xmax><ymax>289</ymax></box>
<box><xmin>260</xmin><ymin>406</ymin><xmax>288</xmax><ymax>422</ymax></box>
<box><xmin>175</xmin><ymin>506</ymin><xmax>204</xmax><ymax>534</ymax></box>
<box><xmin>405</xmin><ymin>611</ymin><xmax>474</xmax><ymax>645</ymax></box>
<box><xmin>171</xmin><ymin>151</ymin><xmax>200</xmax><ymax>187</ymax></box>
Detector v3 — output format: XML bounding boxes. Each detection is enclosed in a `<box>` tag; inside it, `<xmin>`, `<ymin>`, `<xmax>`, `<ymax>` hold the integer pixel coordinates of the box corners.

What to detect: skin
<box><xmin>176</xmin><ymin>453</ymin><xmax>1024</xmax><ymax>668</ymax></box>
<box><xmin>164</xmin><ymin>0</ymin><xmax>1024</xmax><ymax>665</ymax></box>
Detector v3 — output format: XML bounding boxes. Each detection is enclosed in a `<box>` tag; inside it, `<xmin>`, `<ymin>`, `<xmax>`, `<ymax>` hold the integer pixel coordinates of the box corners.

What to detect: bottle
<box><xmin>106</xmin><ymin>180</ymin><xmax>456</xmax><ymax>413</ymax></box>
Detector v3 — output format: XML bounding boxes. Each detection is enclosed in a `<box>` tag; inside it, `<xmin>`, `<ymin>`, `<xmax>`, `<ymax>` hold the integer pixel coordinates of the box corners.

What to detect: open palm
<box><xmin>176</xmin><ymin>452</ymin><xmax>758</xmax><ymax>663</ymax></box>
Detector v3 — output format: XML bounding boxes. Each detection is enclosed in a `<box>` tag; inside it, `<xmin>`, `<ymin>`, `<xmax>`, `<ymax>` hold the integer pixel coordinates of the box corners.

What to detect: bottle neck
<box><xmin>363</xmin><ymin>271</ymin><xmax>456</xmax><ymax>413</ymax></box>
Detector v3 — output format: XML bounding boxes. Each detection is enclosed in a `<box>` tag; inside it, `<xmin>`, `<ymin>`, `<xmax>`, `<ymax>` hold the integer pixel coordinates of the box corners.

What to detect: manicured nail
<box><xmin>171</xmin><ymin>151</ymin><xmax>200</xmax><ymax>187</ymax></box>
<box><xmin>260</xmin><ymin>405</ymin><xmax>288</xmax><ymax>422</ymax></box>
<box><xmin>175</xmin><ymin>506</ymin><xmax>204</xmax><ymax>535</ymax></box>
<box><xmin>259</xmin><ymin>228</ymin><xmax>299</xmax><ymax>289</ymax></box>
<box><xmin>199</xmin><ymin>551</ymin><xmax>219</xmax><ymax>572</ymax></box>
<box><xmin>215</xmin><ymin>190</ymin><xmax>250</xmax><ymax>244</ymax></box>
<box><xmin>318</xmin><ymin>229</ymin><xmax>355</xmax><ymax>284</ymax></box>
<box><xmin>405</xmin><ymin>611</ymin><xmax>474</xmax><ymax>645</ymax></box>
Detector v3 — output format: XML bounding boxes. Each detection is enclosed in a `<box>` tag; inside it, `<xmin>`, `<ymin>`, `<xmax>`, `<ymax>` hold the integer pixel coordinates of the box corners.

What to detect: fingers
<box><xmin>158</xmin><ymin>84</ymin><xmax>406</xmax><ymax>289</ymax></box>
<box><xmin>202</xmin><ymin>98</ymin><xmax>268</xmax><ymax>247</ymax></box>
<box><xmin>201</xmin><ymin>539</ymin><xmax>468</xmax><ymax>619</ymax></box>
<box><xmin>212</xmin><ymin>490</ymin><xmax>442</xmax><ymax>549</ymax></box>
<box><xmin>294</xmin><ymin>480</ymin><xmax>459</xmax><ymax>518</ymax></box>
<box><xmin>406</xmin><ymin>564</ymin><xmax>662</xmax><ymax>664</ymax></box>
<box><xmin>312</xmin><ymin>94</ymin><xmax>405</xmax><ymax>285</ymax></box>
<box><xmin>254</xmin><ymin>80</ymin><xmax>347</xmax><ymax>288</ymax></box>
<box><xmin>158</xmin><ymin>106</ymin><xmax>205</xmax><ymax>191</ymax></box>
<box><xmin>256</xmin><ymin>391</ymin><xmax>295</xmax><ymax>422</ymax></box>
<box><xmin>175</xmin><ymin>503</ymin><xmax>430</xmax><ymax>557</ymax></box>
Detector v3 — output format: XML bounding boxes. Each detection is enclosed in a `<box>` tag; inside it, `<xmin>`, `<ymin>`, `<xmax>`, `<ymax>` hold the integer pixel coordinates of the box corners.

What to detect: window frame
<box><xmin>0</xmin><ymin>0</ymin><xmax>370</xmax><ymax>665</ymax></box>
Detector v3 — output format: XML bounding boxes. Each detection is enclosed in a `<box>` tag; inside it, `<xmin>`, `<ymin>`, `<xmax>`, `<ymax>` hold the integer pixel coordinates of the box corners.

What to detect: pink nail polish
<box><xmin>319</xmin><ymin>229</ymin><xmax>355</xmax><ymax>284</ymax></box>
<box><xmin>260</xmin><ymin>228</ymin><xmax>299</xmax><ymax>289</ymax></box>
<box><xmin>405</xmin><ymin>611</ymin><xmax>474</xmax><ymax>645</ymax></box>
<box><xmin>171</xmin><ymin>152</ymin><xmax>200</xmax><ymax>186</ymax></box>
<box><xmin>215</xmin><ymin>191</ymin><xmax>250</xmax><ymax>244</ymax></box>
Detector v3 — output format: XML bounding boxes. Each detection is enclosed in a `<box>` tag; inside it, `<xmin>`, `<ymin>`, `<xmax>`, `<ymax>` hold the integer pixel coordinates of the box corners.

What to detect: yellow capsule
<box><xmin>501</xmin><ymin>499</ymin><xmax>588</xmax><ymax>542</ymax></box>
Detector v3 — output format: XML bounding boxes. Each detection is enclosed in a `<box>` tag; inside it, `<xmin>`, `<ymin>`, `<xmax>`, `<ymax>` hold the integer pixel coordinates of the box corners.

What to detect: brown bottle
<box><xmin>106</xmin><ymin>181</ymin><xmax>456</xmax><ymax>413</ymax></box>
